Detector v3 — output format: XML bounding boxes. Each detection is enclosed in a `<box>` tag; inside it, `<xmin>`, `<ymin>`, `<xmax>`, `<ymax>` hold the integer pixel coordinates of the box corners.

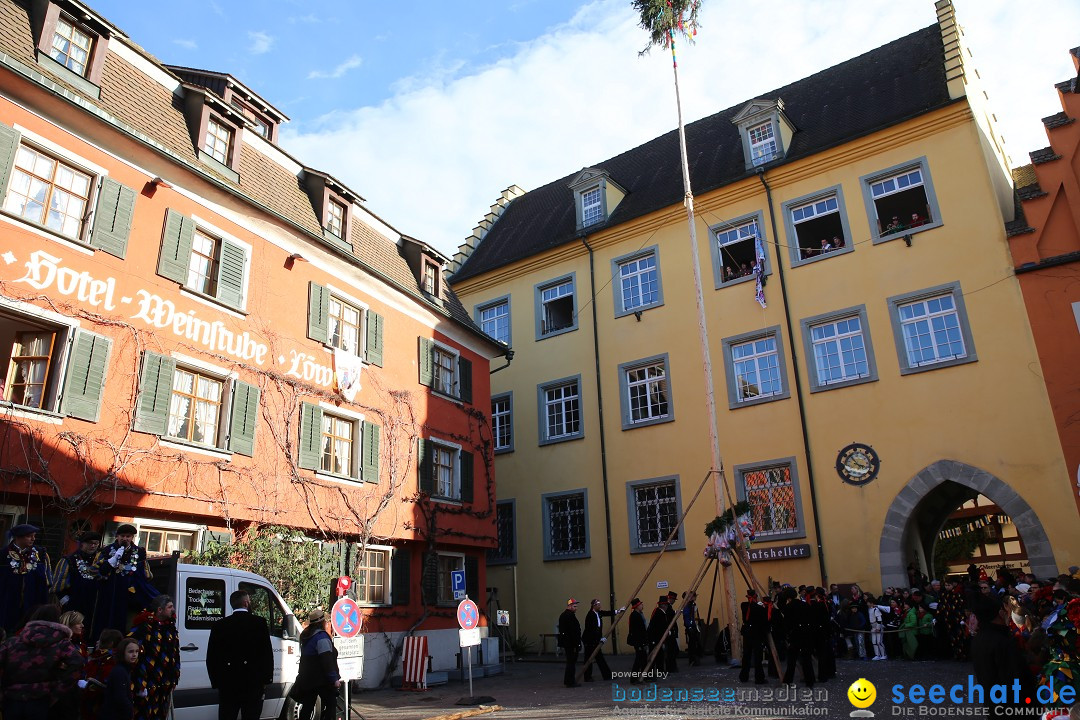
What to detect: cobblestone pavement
<box><xmin>349</xmin><ymin>655</ymin><xmax>985</xmax><ymax>720</ymax></box>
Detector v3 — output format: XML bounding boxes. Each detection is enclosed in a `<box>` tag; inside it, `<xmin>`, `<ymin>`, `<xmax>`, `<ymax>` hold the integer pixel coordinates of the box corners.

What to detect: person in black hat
<box><xmin>739</xmin><ymin>589</ymin><xmax>768</xmax><ymax>684</ymax></box>
<box><xmin>582</xmin><ymin>598</ymin><xmax>618</xmax><ymax>682</ymax></box>
<box><xmin>626</xmin><ymin>598</ymin><xmax>649</xmax><ymax>683</ymax></box>
<box><xmin>92</xmin><ymin>523</ymin><xmax>157</xmax><ymax>638</ymax></box>
<box><xmin>647</xmin><ymin>595</ymin><xmax>670</xmax><ymax>671</ymax></box>
<box><xmin>0</xmin><ymin>523</ymin><xmax>52</xmax><ymax>633</ymax></box>
<box><xmin>54</xmin><ymin>530</ymin><xmax>105</xmax><ymax>633</ymax></box>
<box><xmin>558</xmin><ymin>598</ymin><xmax>582</xmax><ymax>687</ymax></box>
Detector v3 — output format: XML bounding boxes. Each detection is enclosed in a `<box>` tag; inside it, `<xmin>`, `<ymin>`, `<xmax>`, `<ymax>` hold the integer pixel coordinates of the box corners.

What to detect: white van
<box><xmin>149</xmin><ymin>556</ymin><xmax>304</xmax><ymax>720</ymax></box>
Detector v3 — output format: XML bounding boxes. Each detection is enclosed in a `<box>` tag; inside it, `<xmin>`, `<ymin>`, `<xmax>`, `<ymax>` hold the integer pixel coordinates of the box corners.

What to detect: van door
<box><xmin>172</xmin><ymin>571</ymin><xmax>228</xmax><ymax>720</ymax></box>
<box><xmin>239</xmin><ymin>580</ymin><xmax>300</xmax><ymax>719</ymax></box>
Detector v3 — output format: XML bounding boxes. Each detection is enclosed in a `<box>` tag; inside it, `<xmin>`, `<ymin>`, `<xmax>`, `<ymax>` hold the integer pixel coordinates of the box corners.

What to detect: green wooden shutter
<box><xmin>134</xmin><ymin>352</ymin><xmax>176</xmax><ymax>435</ymax></box>
<box><xmin>361</xmin><ymin>420</ymin><xmax>380</xmax><ymax>482</ymax></box>
<box><xmin>364</xmin><ymin>311</ymin><xmax>384</xmax><ymax>367</ymax></box>
<box><xmin>89</xmin><ymin>177</ymin><xmax>136</xmax><ymax>259</ymax></box>
<box><xmin>464</xmin><ymin>555</ymin><xmax>479</xmax><ymax>602</ymax></box>
<box><xmin>0</xmin><ymin>124</ymin><xmax>21</xmax><ymax>200</ymax></box>
<box><xmin>297</xmin><ymin>402</ymin><xmax>324</xmax><ymax>470</ymax></box>
<box><xmin>391</xmin><ymin>547</ymin><xmax>411</xmax><ymax>606</ymax></box>
<box><xmin>417</xmin><ymin>438</ymin><xmax>434</xmax><ymax>494</ymax></box>
<box><xmin>157</xmin><ymin>209</ymin><xmax>194</xmax><ymax>284</ymax></box>
<box><xmin>459</xmin><ymin>449</ymin><xmax>474</xmax><ymax>504</ymax></box>
<box><xmin>227</xmin><ymin>381</ymin><xmax>260</xmax><ymax>456</ymax></box>
<box><xmin>418</xmin><ymin>338</ymin><xmax>434</xmax><ymax>387</ymax></box>
<box><xmin>458</xmin><ymin>356</ymin><xmax>473</xmax><ymax>403</ymax></box>
<box><xmin>216</xmin><ymin>240</ymin><xmax>246</xmax><ymax>310</ymax></box>
<box><xmin>307</xmin><ymin>282</ymin><xmax>329</xmax><ymax>343</ymax></box>
<box><xmin>61</xmin><ymin>330</ymin><xmax>112</xmax><ymax>422</ymax></box>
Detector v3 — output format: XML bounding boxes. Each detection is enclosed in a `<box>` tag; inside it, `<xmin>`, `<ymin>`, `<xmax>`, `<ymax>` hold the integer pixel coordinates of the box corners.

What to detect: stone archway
<box><xmin>879</xmin><ymin>460</ymin><xmax>1057</xmax><ymax>589</ymax></box>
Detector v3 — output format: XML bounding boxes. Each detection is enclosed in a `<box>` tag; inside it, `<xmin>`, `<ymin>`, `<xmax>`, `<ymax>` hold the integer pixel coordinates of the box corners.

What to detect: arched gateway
<box><xmin>879</xmin><ymin>460</ymin><xmax>1058</xmax><ymax>589</ymax></box>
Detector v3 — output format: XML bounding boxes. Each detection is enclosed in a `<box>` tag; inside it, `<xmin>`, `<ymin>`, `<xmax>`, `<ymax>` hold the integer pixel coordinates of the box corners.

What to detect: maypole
<box><xmin>632</xmin><ymin>0</ymin><xmax>741</xmax><ymax>661</ymax></box>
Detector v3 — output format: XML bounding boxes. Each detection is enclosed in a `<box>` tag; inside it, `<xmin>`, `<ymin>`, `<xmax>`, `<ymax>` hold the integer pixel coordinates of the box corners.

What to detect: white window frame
<box><xmin>537</xmin><ymin>375</ymin><xmax>583</xmax><ymax>445</ymax></box>
<box><xmin>432</xmin><ymin>343</ymin><xmax>458</xmax><ymax>398</ymax></box>
<box><xmin>50</xmin><ymin>15</ymin><xmax>94</xmax><ymax>77</ymax></box>
<box><xmin>134</xmin><ymin>517</ymin><xmax>206</xmax><ymax>557</ymax></box>
<box><xmin>354</xmin><ymin>544</ymin><xmax>392</xmax><ymax>606</ymax></box>
<box><xmin>534</xmin><ymin>274</ymin><xmax>578</xmax><ymax>340</ymax></box>
<box><xmin>611</xmin><ymin>246</ymin><xmax>664</xmax><ymax>317</ymax></box>
<box><xmin>709</xmin><ymin>213</ymin><xmax>769</xmax><ymax>288</ymax></box>
<box><xmin>721</xmin><ymin>327</ymin><xmax>791</xmax><ymax>410</ymax></box>
<box><xmin>491</xmin><ymin>392</ymin><xmax>513</xmax><ymax>454</ymax></box>
<box><xmin>0</xmin><ymin>297</ymin><xmax>78</xmax><ymax>416</ymax></box>
<box><xmin>581</xmin><ymin>185</ymin><xmax>603</xmax><ymax>227</ymax></box>
<box><xmin>887</xmin><ymin>282</ymin><xmax>977</xmax><ymax>375</ymax></box>
<box><xmin>799</xmin><ymin>305</ymin><xmax>879</xmax><ymax>393</ymax></box>
<box><xmin>860</xmin><ymin>157</ymin><xmax>943</xmax><ymax>244</ymax></box>
<box><xmin>748</xmin><ymin>121</ymin><xmax>777</xmax><ymax>166</ymax></box>
<box><xmin>618</xmin><ymin>354</ymin><xmax>673</xmax><ymax>430</ymax></box>
<box><xmin>783</xmin><ymin>186</ymin><xmax>854</xmax><ymax>266</ymax></box>
<box><xmin>476</xmin><ymin>296</ymin><xmax>511</xmax><ymax>346</ymax></box>
<box><xmin>204</xmin><ymin>116</ymin><xmax>232</xmax><ymax>165</ymax></box>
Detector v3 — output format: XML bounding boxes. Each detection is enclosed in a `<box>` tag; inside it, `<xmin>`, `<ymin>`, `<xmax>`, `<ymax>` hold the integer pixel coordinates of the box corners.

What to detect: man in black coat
<box><xmin>582</xmin><ymin>598</ymin><xmax>617</xmax><ymax>682</ymax></box>
<box><xmin>810</xmin><ymin>588</ymin><xmax>836</xmax><ymax>681</ymax></box>
<box><xmin>558</xmin><ymin>598</ymin><xmax>582</xmax><ymax>687</ymax></box>
<box><xmin>971</xmin><ymin>595</ymin><xmax>1035</xmax><ymax>717</ymax></box>
<box><xmin>664</xmin><ymin>591</ymin><xmax>680</xmax><ymax>672</ymax></box>
<box><xmin>738</xmin><ymin>589</ymin><xmax>768</xmax><ymax>684</ymax></box>
<box><xmin>781</xmin><ymin>588</ymin><xmax>815</xmax><ymax>687</ymax></box>
<box><xmin>626</xmin><ymin>598</ymin><xmax>649</xmax><ymax>683</ymax></box>
<box><xmin>647</xmin><ymin>596</ymin><xmax>670</xmax><ymax>672</ymax></box>
<box><xmin>207</xmin><ymin>590</ymin><xmax>274</xmax><ymax>720</ymax></box>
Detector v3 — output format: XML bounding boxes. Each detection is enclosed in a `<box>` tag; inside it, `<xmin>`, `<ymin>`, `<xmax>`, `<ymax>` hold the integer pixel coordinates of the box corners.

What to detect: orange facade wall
<box><xmin>0</xmin><ymin>89</ymin><xmax>495</xmax><ymax>629</ymax></box>
<box><xmin>1009</xmin><ymin>49</ymin><xmax>1080</xmax><ymax>517</ymax></box>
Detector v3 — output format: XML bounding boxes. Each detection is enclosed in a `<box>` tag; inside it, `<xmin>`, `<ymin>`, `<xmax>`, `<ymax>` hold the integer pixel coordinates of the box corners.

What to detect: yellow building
<box><xmin>450</xmin><ymin>2</ymin><xmax>1079</xmax><ymax>646</ymax></box>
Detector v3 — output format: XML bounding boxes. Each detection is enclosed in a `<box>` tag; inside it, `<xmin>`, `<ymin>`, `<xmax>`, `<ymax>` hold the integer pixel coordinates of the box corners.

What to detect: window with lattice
<box><xmin>742</xmin><ymin>464</ymin><xmax>798</xmax><ymax>538</ymax></box>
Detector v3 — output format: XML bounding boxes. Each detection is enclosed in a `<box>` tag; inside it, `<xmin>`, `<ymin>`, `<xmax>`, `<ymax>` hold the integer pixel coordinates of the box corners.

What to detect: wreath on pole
<box><xmin>703</xmin><ymin>501</ymin><xmax>754</xmax><ymax>566</ymax></box>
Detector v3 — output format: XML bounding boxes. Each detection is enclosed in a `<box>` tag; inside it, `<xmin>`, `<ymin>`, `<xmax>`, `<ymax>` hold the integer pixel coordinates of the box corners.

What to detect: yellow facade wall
<box><xmin>463</xmin><ymin>102</ymin><xmax>1079</xmax><ymax>650</ymax></box>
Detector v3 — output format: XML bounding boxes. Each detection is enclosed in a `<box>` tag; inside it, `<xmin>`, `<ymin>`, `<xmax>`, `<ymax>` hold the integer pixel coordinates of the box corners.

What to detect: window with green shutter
<box><xmin>0</xmin><ymin>308</ymin><xmax>72</xmax><ymax>413</ymax></box>
<box><xmin>227</xmin><ymin>381</ymin><xmax>260</xmax><ymax>456</ymax></box>
<box><xmin>61</xmin><ymin>330</ymin><xmax>111</xmax><ymax>422</ymax></box>
<box><xmin>89</xmin><ymin>177</ymin><xmax>136</xmax><ymax>259</ymax></box>
<box><xmin>158</xmin><ymin>210</ymin><xmax>248</xmax><ymax>311</ymax></box>
<box><xmin>361</xmin><ymin>420</ymin><xmax>380</xmax><ymax>482</ymax></box>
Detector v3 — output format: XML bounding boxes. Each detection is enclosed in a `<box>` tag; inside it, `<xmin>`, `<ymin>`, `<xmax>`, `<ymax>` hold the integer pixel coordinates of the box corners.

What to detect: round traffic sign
<box><xmin>331</xmin><ymin>597</ymin><xmax>362</xmax><ymax>638</ymax></box>
<box><xmin>457</xmin><ymin>598</ymin><xmax>479</xmax><ymax>630</ymax></box>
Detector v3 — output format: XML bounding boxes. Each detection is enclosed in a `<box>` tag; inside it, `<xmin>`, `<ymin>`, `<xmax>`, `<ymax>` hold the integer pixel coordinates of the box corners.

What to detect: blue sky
<box><xmin>93</xmin><ymin>0</ymin><xmax>1080</xmax><ymax>257</ymax></box>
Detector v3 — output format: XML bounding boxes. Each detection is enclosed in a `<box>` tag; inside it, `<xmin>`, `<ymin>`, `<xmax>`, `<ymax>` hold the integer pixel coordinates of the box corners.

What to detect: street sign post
<box><xmin>457</xmin><ymin>598</ymin><xmax>479</xmax><ymax>696</ymax></box>
<box><xmin>451</xmin><ymin>569</ymin><xmax>466</xmax><ymax>600</ymax></box>
<box><xmin>331</xmin><ymin>597</ymin><xmax>362</xmax><ymax>638</ymax></box>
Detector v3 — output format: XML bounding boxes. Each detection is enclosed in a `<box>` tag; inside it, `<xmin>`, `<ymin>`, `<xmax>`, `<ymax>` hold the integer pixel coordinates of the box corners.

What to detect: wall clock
<box><xmin>836</xmin><ymin>443</ymin><xmax>880</xmax><ymax>486</ymax></box>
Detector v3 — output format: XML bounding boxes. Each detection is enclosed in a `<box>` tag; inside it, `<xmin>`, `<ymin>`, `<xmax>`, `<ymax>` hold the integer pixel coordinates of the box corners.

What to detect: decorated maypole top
<box><xmin>632</xmin><ymin>0</ymin><xmax>701</xmax><ymax>53</ymax></box>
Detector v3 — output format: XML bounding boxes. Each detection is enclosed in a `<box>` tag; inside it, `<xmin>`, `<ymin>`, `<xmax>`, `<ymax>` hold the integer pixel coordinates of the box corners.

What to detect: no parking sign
<box><xmin>331</xmin><ymin>597</ymin><xmax>362</xmax><ymax>638</ymax></box>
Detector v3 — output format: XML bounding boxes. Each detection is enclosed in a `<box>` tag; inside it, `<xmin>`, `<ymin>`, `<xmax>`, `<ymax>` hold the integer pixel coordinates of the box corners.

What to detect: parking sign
<box><xmin>451</xmin><ymin>569</ymin><xmax>466</xmax><ymax>600</ymax></box>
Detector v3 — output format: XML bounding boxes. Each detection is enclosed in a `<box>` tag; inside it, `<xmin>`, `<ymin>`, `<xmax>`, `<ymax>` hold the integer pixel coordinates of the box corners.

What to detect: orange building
<box><xmin>1008</xmin><ymin>45</ymin><xmax>1080</xmax><ymax>517</ymax></box>
<box><xmin>0</xmin><ymin>0</ymin><xmax>503</xmax><ymax>682</ymax></box>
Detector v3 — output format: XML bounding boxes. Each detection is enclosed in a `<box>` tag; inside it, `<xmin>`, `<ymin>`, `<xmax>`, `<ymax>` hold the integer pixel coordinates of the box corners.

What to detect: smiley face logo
<box><xmin>848</xmin><ymin>678</ymin><xmax>877</xmax><ymax>709</ymax></box>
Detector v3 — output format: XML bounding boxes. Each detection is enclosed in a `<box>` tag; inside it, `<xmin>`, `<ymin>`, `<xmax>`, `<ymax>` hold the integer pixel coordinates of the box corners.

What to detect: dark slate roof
<box><xmin>1030</xmin><ymin>147</ymin><xmax>1062</xmax><ymax>165</ymax></box>
<box><xmin>0</xmin><ymin>0</ymin><xmax>494</xmax><ymax>348</ymax></box>
<box><xmin>1042</xmin><ymin>112</ymin><xmax>1074</xmax><ymax>130</ymax></box>
<box><xmin>452</xmin><ymin>24</ymin><xmax>954</xmax><ymax>283</ymax></box>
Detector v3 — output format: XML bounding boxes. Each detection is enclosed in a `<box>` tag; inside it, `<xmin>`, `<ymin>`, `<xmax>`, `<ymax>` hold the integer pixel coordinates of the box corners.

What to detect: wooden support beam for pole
<box><xmin>640</xmin><ymin>555</ymin><xmax>713</xmax><ymax>676</ymax></box>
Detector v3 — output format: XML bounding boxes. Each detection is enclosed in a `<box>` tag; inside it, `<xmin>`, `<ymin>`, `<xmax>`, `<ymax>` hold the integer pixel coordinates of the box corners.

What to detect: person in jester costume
<box><xmin>0</xmin><ymin>523</ymin><xmax>52</xmax><ymax>634</ymax></box>
<box><xmin>53</xmin><ymin>530</ymin><xmax>106</xmax><ymax>633</ymax></box>
<box><xmin>93</xmin><ymin>523</ymin><xmax>158</xmax><ymax>639</ymax></box>
<box><xmin>127</xmin><ymin>593</ymin><xmax>181</xmax><ymax>720</ymax></box>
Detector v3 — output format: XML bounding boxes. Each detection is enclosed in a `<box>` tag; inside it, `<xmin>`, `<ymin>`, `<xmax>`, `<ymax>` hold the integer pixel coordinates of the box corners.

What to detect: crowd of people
<box><xmin>558</xmin><ymin>563</ymin><xmax>1080</xmax><ymax>713</ymax></box>
<box><xmin>0</xmin><ymin>523</ymin><xmax>344</xmax><ymax>720</ymax></box>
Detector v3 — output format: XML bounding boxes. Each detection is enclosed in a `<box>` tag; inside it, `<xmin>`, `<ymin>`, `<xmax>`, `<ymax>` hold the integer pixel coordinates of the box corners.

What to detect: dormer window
<box><xmin>203</xmin><ymin>117</ymin><xmax>232</xmax><ymax>165</ymax></box>
<box><xmin>31</xmin><ymin>3</ymin><xmax>113</xmax><ymax>97</ymax></box>
<box><xmin>326</xmin><ymin>199</ymin><xmax>346</xmax><ymax>239</ymax></box>
<box><xmin>50</xmin><ymin>16</ymin><xmax>92</xmax><ymax>76</ymax></box>
<box><xmin>748</xmin><ymin>121</ymin><xmax>777</xmax><ymax>166</ymax></box>
<box><xmin>568</xmin><ymin>168</ymin><xmax>625</xmax><ymax>231</ymax></box>
<box><xmin>230</xmin><ymin>98</ymin><xmax>272</xmax><ymax>139</ymax></box>
<box><xmin>733</xmin><ymin>98</ymin><xmax>795</xmax><ymax>171</ymax></box>
<box><xmin>581</xmin><ymin>186</ymin><xmax>603</xmax><ymax>227</ymax></box>
<box><xmin>423</xmin><ymin>260</ymin><xmax>440</xmax><ymax>296</ymax></box>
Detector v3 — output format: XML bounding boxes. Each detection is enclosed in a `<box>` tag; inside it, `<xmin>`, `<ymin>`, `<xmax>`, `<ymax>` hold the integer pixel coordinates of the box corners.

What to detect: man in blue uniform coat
<box><xmin>92</xmin><ymin>523</ymin><xmax>158</xmax><ymax>638</ymax></box>
<box><xmin>0</xmin><ymin>523</ymin><xmax>52</xmax><ymax>633</ymax></box>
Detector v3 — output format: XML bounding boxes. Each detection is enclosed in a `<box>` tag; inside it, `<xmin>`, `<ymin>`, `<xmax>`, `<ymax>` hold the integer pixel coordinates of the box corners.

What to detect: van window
<box><xmin>185</xmin><ymin>577</ymin><xmax>226</xmax><ymax>629</ymax></box>
<box><xmin>240</xmin><ymin>582</ymin><xmax>286</xmax><ymax>638</ymax></box>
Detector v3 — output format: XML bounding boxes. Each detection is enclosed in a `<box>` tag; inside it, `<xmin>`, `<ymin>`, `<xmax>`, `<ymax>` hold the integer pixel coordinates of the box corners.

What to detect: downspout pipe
<box><xmin>582</xmin><ymin>237</ymin><xmax>619</xmax><ymax>651</ymax></box>
<box><xmin>489</xmin><ymin>349</ymin><xmax>515</xmax><ymax>375</ymax></box>
<box><xmin>757</xmin><ymin>168</ymin><xmax>829</xmax><ymax>586</ymax></box>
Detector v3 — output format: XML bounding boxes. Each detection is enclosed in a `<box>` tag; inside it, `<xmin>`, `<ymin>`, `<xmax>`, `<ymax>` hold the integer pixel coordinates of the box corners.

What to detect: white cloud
<box><xmin>281</xmin><ymin>0</ymin><xmax>1080</xmax><ymax>258</ymax></box>
<box><xmin>307</xmin><ymin>55</ymin><xmax>363</xmax><ymax>80</ymax></box>
<box><xmin>248</xmin><ymin>31</ymin><xmax>275</xmax><ymax>55</ymax></box>
<box><xmin>172</xmin><ymin>38</ymin><xmax>197</xmax><ymax>50</ymax></box>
